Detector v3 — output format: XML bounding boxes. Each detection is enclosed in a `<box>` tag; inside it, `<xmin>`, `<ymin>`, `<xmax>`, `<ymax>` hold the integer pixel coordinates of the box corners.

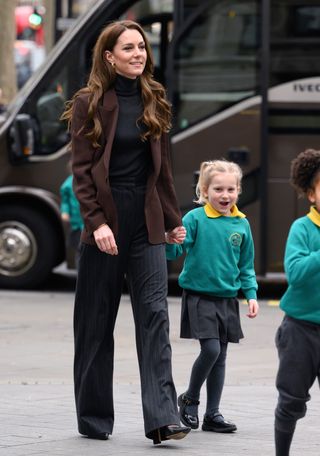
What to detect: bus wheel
<box><xmin>0</xmin><ymin>205</ymin><xmax>58</xmax><ymax>288</ymax></box>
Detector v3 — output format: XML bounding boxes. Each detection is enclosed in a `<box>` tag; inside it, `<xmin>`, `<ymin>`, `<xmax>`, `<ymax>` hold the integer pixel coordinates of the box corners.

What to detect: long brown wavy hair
<box><xmin>61</xmin><ymin>20</ymin><xmax>171</xmax><ymax>147</ymax></box>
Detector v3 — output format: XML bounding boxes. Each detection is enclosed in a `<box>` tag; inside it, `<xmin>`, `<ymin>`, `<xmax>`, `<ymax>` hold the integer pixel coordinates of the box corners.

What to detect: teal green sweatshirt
<box><xmin>60</xmin><ymin>175</ymin><xmax>84</xmax><ymax>231</ymax></box>
<box><xmin>280</xmin><ymin>206</ymin><xmax>320</xmax><ymax>324</ymax></box>
<box><xmin>166</xmin><ymin>204</ymin><xmax>257</xmax><ymax>300</ymax></box>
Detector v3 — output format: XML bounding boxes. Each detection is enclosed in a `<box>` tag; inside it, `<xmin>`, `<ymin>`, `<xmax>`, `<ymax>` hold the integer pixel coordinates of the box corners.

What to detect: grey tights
<box><xmin>185</xmin><ymin>338</ymin><xmax>227</xmax><ymax>417</ymax></box>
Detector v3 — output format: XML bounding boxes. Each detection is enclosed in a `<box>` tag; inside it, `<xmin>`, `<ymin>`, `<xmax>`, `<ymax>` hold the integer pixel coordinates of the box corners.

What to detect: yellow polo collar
<box><xmin>307</xmin><ymin>206</ymin><xmax>320</xmax><ymax>227</ymax></box>
<box><xmin>204</xmin><ymin>203</ymin><xmax>246</xmax><ymax>218</ymax></box>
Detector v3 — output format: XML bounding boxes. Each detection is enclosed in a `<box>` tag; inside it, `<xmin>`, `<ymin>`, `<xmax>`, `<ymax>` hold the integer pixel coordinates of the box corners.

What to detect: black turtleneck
<box><xmin>109</xmin><ymin>74</ymin><xmax>151</xmax><ymax>184</ymax></box>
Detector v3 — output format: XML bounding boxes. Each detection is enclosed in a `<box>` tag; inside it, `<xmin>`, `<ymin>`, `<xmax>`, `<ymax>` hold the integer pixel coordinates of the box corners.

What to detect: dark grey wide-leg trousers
<box><xmin>73</xmin><ymin>185</ymin><xmax>179</xmax><ymax>438</ymax></box>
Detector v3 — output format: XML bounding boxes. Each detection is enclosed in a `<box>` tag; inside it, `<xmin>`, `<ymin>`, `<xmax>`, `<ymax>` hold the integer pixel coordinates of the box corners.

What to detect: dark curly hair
<box><xmin>290</xmin><ymin>149</ymin><xmax>320</xmax><ymax>196</ymax></box>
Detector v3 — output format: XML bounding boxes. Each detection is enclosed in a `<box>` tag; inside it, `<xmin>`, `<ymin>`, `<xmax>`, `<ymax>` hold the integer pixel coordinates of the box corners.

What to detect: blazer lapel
<box><xmin>150</xmin><ymin>137</ymin><xmax>161</xmax><ymax>176</ymax></box>
<box><xmin>146</xmin><ymin>137</ymin><xmax>161</xmax><ymax>201</ymax></box>
<box><xmin>97</xmin><ymin>89</ymin><xmax>119</xmax><ymax>173</ymax></box>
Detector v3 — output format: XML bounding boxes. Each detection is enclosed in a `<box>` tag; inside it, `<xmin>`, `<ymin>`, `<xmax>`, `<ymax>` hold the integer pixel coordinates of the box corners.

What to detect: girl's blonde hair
<box><xmin>195</xmin><ymin>160</ymin><xmax>243</xmax><ymax>204</ymax></box>
<box><xmin>61</xmin><ymin>20</ymin><xmax>171</xmax><ymax>147</ymax></box>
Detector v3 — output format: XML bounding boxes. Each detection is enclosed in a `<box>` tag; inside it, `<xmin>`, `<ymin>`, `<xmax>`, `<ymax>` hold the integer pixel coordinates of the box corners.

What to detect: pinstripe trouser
<box><xmin>73</xmin><ymin>184</ymin><xmax>179</xmax><ymax>437</ymax></box>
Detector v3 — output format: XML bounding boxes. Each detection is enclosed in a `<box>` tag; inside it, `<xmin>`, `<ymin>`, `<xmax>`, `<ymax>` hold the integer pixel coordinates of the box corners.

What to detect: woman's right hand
<box><xmin>93</xmin><ymin>224</ymin><xmax>118</xmax><ymax>255</ymax></box>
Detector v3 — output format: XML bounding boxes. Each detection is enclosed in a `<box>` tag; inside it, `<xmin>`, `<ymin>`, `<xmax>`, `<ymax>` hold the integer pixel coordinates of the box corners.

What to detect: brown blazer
<box><xmin>71</xmin><ymin>89</ymin><xmax>182</xmax><ymax>245</ymax></box>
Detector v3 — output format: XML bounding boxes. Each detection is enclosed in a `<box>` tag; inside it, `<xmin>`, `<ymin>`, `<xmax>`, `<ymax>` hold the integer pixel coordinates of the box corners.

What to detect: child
<box><xmin>274</xmin><ymin>149</ymin><xmax>320</xmax><ymax>456</ymax></box>
<box><xmin>166</xmin><ymin>160</ymin><xmax>259</xmax><ymax>433</ymax></box>
<box><xmin>60</xmin><ymin>167</ymin><xmax>84</xmax><ymax>269</ymax></box>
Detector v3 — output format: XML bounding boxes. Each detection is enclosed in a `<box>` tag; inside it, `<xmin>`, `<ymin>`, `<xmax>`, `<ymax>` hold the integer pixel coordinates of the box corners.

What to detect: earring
<box><xmin>111</xmin><ymin>62</ymin><xmax>115</xmax><ymax>68</ymax></box>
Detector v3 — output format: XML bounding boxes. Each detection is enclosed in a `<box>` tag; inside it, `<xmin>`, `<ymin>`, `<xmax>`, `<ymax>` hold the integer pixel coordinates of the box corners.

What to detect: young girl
<box><xmin>166</xmin><ymin>160</ymin><xmax>259</xmax><ymax>433</ymax></box>
<box><xmin>274</xmin><ymin>149</ymin><xmax>320</xmax><ymax>456</ymax></box>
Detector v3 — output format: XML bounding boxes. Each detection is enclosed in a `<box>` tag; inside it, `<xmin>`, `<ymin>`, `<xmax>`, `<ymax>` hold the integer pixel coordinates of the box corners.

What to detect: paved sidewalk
<box><xmin>0</xmin><ymin>291</ymin><xmax>319</xmax><ymax>456</ymax></box>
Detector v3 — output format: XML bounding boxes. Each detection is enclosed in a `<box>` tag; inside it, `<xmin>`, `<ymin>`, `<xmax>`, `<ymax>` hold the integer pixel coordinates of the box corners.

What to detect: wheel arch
<box><xmin>0</xmin><ymin>186</ymin><xmax>66</xmax><ymax>266</ymax></box>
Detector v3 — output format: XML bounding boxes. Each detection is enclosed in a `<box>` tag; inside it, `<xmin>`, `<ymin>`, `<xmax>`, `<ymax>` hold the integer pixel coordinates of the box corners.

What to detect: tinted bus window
<box><xmin>21</xmin><ymin>43</ymin><xmax>79</xmax><ymax>154</ymax></box>
<box><xmin>172</xmin><ymin>1</ymin><xmax>260</xmax><ymax>131</ymax></box>
<box><xmin>270</xmin><ymin>2</ymin><xmax>320</xmax><ymax>86</ymax></box>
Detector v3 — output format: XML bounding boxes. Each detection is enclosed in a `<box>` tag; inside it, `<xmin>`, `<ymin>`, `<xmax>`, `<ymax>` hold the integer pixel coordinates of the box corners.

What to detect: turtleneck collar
<box><xmin>114</xmin><ymin>73</ymin><xmax>139</xmax><ymax>96</ymax></box>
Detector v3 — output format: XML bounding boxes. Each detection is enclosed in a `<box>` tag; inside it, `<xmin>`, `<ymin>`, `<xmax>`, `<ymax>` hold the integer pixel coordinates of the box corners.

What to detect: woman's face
<box><xmin>105</xmin><ymin>28</ymin><xmax>147</xmax><ymax>79</ymax></box>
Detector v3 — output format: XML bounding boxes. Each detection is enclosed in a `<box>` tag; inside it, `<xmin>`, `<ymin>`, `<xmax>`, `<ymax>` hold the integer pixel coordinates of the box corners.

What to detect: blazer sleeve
<box><xmin>156</xmin><ymin>132</ymin><xmax>182</xmax><ymax>230</ymax></box>
<box><xmin>71</xmin><ymin>96</ymin><xmax>107</xmax><ymax>234</ymax></box>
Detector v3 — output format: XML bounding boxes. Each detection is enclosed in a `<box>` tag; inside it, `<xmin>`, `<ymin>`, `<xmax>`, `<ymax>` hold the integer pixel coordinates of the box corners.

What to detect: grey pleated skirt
<box><xmin>180</xmin><ymin>290</ymin><xmax>244</xmax><ymax>343</ymax></box>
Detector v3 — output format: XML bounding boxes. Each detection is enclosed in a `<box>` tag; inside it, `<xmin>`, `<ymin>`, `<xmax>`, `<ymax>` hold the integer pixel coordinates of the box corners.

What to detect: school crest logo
<box><xmin>229</xmin><ymin>232</ymin><xmax>242</xmax><ymax>246</ymax></box>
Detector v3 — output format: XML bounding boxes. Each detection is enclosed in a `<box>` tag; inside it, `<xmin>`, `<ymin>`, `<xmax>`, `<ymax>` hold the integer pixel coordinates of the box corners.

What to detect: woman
<box><xmin>62</xmin><ymin>20</ymin><xmax>190</xmax><ymax>445</ymax></box>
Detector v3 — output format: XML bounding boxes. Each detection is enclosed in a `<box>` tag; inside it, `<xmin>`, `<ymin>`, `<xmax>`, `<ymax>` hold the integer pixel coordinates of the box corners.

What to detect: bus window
<box><xmin>120</xmin><ymin>0</ymin><xmax>173</xmax><ymax>85</ymax></box>
<box><xmin>172</xmin><ymin>1</ymin><xmax>260</xmax><ymax>132</ymax></box>
<box><xmin>18</xmin><ymin>43</ymin><xmax>79</xmax><ymax>155</ymax></box>
<box><xmin>35</xmin><ymin>71</ymin><xmax>69</xmax><ymax>154</ymax></box>
<box><xmin>270</xmin><ymin>2</ymin><xmax>320</xmax><ymax>85</ymax></box>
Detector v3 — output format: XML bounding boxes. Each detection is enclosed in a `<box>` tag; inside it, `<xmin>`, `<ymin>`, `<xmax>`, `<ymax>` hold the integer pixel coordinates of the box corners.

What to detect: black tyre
<box><xmin>0</xmin><ymin>205</ymin><xmax>59</xmax><ymax>288</ymax></box>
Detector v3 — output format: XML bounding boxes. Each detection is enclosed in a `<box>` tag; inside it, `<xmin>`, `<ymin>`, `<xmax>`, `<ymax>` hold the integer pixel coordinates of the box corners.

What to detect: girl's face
<box><xmin>204</xmin><ymin>172</ymin><xmax>240</xmax><ymax>215</ymax></box>
<box><xmin>308</xmin><ymin>177</ymin><xmax>320</xmax><ymax>212</ymax></box>
<box><xmin>105</xmin><ymin>29</ymin><xmax>147</xmax><ymax>79</ymax></box>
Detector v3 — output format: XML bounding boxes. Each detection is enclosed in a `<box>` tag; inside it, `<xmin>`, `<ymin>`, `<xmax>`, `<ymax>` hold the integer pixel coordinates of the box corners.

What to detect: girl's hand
<box><xmin>165</xmin><ymin>226</ymin><xmax>186</xmax><ymax>244</ymax></box>
<box><xmin>93</xmin><ymin>224</ymin><xmax>118</xmax><ymax>255</ymax></box>
<box><xmin>247</xmin><ymin>299</ymin><xmax>259</xmax><ymax>318</ymax></box>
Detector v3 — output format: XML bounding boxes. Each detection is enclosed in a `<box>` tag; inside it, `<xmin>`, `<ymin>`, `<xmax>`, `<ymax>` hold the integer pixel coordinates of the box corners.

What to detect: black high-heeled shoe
<box><xmin>151</xmin><ymin>424</ymin><xmax>191</xmax><ymax>445</ymax></box>
<box><xmin>85</xmin><ymin>432</ymin><xmax>109</xmax><ymax>440</ymax></box>
<box><xmin>178</xmin><ymin>393</ymin><xmax>200</xmax><ymax>429</ymax></box>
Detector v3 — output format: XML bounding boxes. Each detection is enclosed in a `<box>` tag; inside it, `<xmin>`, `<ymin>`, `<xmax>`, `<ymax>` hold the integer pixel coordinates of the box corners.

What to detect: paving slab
<box><xmin>0</xmin><ymin>291</ymin><xmax>319</xmax><ymax>455</ymax></box>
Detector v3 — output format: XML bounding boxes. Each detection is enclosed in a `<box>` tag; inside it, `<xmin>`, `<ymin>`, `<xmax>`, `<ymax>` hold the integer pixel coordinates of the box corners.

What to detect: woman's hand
<box><xmin>93</xmin><ymin>224</ymin><xmax>118</xmax><ymax>255</ymax></box>
<box><xmin>247</xmin><ymin>299</ymin><xmax>259</xmax><ymax>318</ymax></box>
<box><xmin>165</xmin><ymin>226</ymin><xmax>186</xmax><ymax>244</ymax></box>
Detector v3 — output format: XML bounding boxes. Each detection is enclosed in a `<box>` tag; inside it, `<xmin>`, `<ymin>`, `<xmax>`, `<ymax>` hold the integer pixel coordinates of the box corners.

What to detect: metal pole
<box><xmin>54</xmin><ymin>0</ymin><xmax>62</xmax><ymax>43</ymax></box>
<box><xmin>173</xmin><ymin>0</ymin><xmax>184</xmax><ymax>30</ymax></box>
<box><xmin>260</xmin><ymin>0</ymin><xmax>270</xmax><ymax>275</ymax></box>
<box><xmin>167</xmin><ymin>0</ymin><xmax>184</xmax><ymax>101</ymax></box>
<box><xmin>67</xmin><ymin>0</ymin><xmax>73</xmax><ymax>18</ymax></box>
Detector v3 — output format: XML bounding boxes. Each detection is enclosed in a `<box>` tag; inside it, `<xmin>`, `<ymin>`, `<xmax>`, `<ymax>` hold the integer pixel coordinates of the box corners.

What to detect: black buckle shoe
<box><xmin>178</xmin><ymin>393</ymin><xmax>200</xmax><ymax>429</ymax></box>
<box><xmin>151</xmin><ymin>425</ymin><xmax>191</xmax><ymax>445</ymax></box>
<box><xmin>202</xmin><ymin>413</ymin><xmax>237</xmax><ymax>433</ymax></box>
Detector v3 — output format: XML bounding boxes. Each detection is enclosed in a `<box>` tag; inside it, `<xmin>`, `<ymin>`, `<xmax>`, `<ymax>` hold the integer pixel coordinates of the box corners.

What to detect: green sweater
<box><xmin>166</xmin><ymin>204</ymin><xmax>258</xmax><ymax>300</ymax></box>
<box><xmin>60</xmin><ymin>175</ymin><xmax>84</xmax><ymax>231</ymax></box>
<box><xmin>280</xmin><ymin>206</ymin><xmax>320</xmax><ymax>324</ymax></box>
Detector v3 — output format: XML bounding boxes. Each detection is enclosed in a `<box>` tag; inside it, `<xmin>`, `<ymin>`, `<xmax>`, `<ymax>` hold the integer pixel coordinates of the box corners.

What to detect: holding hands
<box><xmin>165</xmin><ymin>226</ymin><xmax>186</xmax><ymax>244</ymax></box>
<box><xmin>95</xmin><ymin>224</ymin><xmax>187</xmax><ymax>253</ymax></box>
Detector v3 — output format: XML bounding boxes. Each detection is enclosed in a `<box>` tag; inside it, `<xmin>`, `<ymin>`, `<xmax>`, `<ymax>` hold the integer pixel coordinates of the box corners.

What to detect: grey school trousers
<box><xmin>73</xmin><ymin>185</ymin><xmax>179</xmax><ymax>438</ymax></box>
<box><xmin>275</xmin><ymin>315</ymin><xmax>320</xmax><ymax>433</ymax></box>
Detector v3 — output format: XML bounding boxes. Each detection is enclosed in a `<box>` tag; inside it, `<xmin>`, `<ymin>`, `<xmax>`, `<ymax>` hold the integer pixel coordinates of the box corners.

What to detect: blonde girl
<box><xmin>166</xmin><ymin>160</ymin><xmax>259</xmax><ymax>433</ymax></box>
